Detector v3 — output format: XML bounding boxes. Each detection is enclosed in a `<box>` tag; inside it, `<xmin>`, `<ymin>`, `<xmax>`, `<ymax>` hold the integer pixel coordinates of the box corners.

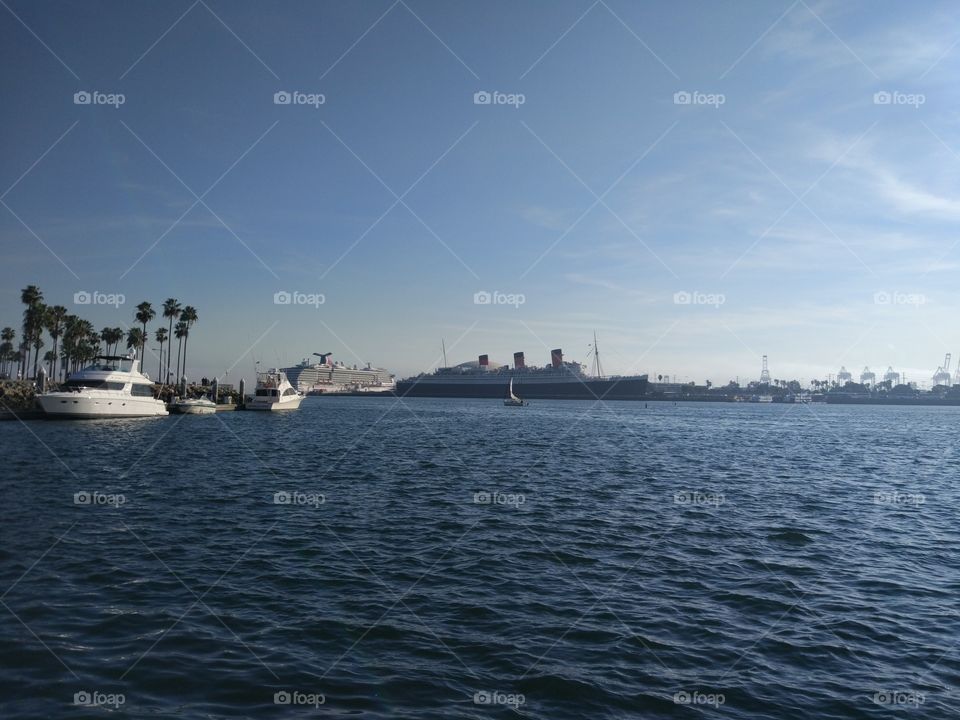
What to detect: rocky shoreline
<box><xmin>0</xmin><ymin>381</ymin><xmax>37</xmax><ymax>413</ymax></box>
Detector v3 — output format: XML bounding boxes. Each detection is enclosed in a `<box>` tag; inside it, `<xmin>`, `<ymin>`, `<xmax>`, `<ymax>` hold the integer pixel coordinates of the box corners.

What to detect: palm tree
<box><xmin>31</xmin><ymin>334</ymin><xmax>44</xmax><ymax>378</ymax></box>
<box><xmin>155</xmin><ymin>328</ymin><xmax>168</xmax><ymax>382</ymax></box>
<box><xmin>174</xmin><ymin>320</ymin><xmax>187</xmax><ymax>382</ymax></box>
<box><xmin>162</xmin><ymin>298</ymin><xmax>181</xmax><ymax>385</ymax></box>
<box><xmin>0</xmin><ymin>343</ymin><xmax>11</xmax><ymax>378</ymax></box>
<box><xmin>61</xmin><ymin>316</ymin><xmax>79</xmax><ymax>378</ymax></box>
<box><xmin>109</xmin><ymin>327</ymin><xmax>124</xmax><ymax>356</ymax></box>
<box><xmin>82</xmin><ymin>324</ymin><xmax>99</xmax><ymax>367</ymax></box>
<box><xmin>62</xmin><ymin>316</ymin><xmax>96</xmax><ymax>376</ymax></box>
<box><xmin>20</xmin><ymin>285</ymin><xmax>43</xmax><ymax>378</ymax></box>
<box><xmin>29</xmin><ymin>311</ymin><xmax>47</xmax><ymax>377</ymax></box>
<box><xmin>0</xmin><ymin>327</ymin><xmax>14</xmax><ymax>377</ymax></box>
<box><xmin>135</xmin><ymin>301</ymin><xmax>155</xmax><ymax>360</ymax></box>
<box><xmin>126</xmin><ymin>328</ymin><xmax>145</xmax><ymax>358</ymax></box>
<box><xmin>17</xmin><ymin>339</ymin><xmax>29</xmax><ymax>378</ymax></box>
<box><xmin>100</xmin><ymin>327</ymin><xmax>124</xmax><ymax>356</ymax></box>
<box><xmin>45</xmin><ymin>305</ymin><xmax>68</xmax><ymax>381</ymax></box>
<box><xmin>43</xmin><ymin>350</ymin><xmax>56</xmax><ymax>378</ymax></box>
<box><xmin>0</xmin><ymin>344</ymin><xmax>14</xmax><ymax>378</ymax></box>
<box><xmin>179</xmin><ymin>306</ymin><xmax>198</xmax><ymax>378</ymax></box>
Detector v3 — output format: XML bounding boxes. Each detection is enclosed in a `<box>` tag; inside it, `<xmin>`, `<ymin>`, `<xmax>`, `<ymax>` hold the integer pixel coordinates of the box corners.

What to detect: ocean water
<box><xmin>1</xmin><ymin>398</ymin><xmax>958</xmax><ymax>719</ymax></box>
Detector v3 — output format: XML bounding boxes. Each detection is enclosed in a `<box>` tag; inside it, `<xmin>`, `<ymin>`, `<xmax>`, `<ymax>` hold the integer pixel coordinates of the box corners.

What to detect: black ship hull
<box><xmin>395</xmin><ymin>375</ymin><xmax>649</xmax><ymax>401</ymax></box>
<box><xmin>826</xmin><ymin>393</ymin><xmax>960</xmax><ymax>406</ymax></box>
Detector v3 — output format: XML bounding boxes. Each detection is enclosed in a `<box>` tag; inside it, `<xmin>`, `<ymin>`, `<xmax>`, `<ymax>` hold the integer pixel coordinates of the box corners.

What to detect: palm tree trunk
<box><xmin>182</xmin><ymin>333</ymin><xmax>189</xmax><ymax>378</ymax></box>
<box><xmin>176</xmin><ymin>337</ymin><xmax>183</xmax><ymax>381</ymax></box>
<box><xmin>157</xmin><ymin>342</ymin><xmax>163</xmax><ymax>381</ymax></box>
<box><xmin>166</xmin><ymin>317</ymin><xmax>174</xmax><ymax>384</ymax></box>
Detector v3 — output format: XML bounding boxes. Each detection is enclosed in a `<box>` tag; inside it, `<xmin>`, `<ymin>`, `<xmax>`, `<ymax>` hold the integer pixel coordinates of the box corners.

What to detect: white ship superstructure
<box><xmin>283</xmin><ymin>353</ymin><xmax>395</xmax><ymax>394</ymax></box>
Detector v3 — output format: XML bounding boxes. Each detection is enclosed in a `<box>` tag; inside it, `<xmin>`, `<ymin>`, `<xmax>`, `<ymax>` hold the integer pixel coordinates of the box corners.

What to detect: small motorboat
<box><xmin>169</xmin><ymin>396</ymin><xmax>217</xmax><ymax>415</ymax></box>
<box><xmin>503</xmin><ymin>378</ymin><xmax>527</xmax><ymax>407</ymax></box>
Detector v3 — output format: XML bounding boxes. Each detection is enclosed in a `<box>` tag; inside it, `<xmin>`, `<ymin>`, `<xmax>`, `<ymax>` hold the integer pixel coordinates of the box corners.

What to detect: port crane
<box><xmin>933</xmin><ymin>353</ymin><xmax>952</xmax><ymax>386</ymax></box>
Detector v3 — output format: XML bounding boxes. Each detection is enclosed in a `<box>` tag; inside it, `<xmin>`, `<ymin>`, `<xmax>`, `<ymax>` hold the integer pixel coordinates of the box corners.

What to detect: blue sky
<box><xmin>2</xmin><ymin>0</ymin><xmax>960</xmax><ymax>386</ymax></box>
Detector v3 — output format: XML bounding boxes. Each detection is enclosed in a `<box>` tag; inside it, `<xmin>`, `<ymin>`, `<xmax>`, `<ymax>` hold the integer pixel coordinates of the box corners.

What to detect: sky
<box><xmin>2</xmin><ymin>0</ymin><xmax>960</xmax><ymax>387</ymax></box>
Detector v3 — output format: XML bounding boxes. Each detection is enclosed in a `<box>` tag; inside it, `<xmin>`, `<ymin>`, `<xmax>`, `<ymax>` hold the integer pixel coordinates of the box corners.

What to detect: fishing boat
<box><xmin>503</xmin><ymin>378</ymin><xmax>527</xmax><ymax>406</ymax></box>
<box><xmin>169</xmin><ymin>396</ymin><xmax>217</xmax><ymax>415</ymax></box>
<box><xmin>36</xmin><ymin>353</ymin><xmax>168</xmax><ymax>418</ymax></box>
<box><xmin>246</xmin><ymin>369</ymin><xmax>303</xmax><ymax>411</ymax></box>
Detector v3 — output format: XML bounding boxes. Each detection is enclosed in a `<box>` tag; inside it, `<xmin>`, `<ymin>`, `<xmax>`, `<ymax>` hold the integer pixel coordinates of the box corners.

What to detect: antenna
<box><xmin>441</xmin><ymin>338</ymin><xmax>448</xmax><ymax>368</ymax></box>
<box><xmin>759</xmin><ymin>355</ymin><xmax>771</xmax><ymax>384</ymax></box>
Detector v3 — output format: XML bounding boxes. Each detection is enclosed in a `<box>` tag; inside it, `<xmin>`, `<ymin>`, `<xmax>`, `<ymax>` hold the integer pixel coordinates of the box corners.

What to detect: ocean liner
<box><xmin>282</xmin><ymin>353</ymin><xmax>395</xmax><ymax>394</ymax></box>
<box><xmin>395</xmin><ymin>345</ymin><xmax>648</xmax><ymax>400</ymax></box>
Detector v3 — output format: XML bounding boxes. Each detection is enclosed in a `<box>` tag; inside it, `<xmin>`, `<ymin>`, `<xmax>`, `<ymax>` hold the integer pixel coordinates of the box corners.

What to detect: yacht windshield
<box><xmin>81</xmin><ymin>356</ymin><xmax>134</xmax><ymax>373</ymax></box>
<box><xmin>63</xmin><ymin>379</ymin><xmax>126</xmax><ymax>391</ymax></box>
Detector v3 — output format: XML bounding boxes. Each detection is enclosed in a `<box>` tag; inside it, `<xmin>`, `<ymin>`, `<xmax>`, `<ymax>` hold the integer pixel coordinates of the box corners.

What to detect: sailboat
<box><xmin>503</xmin><ymin>378</ymin><xmax>527</xmax><ymax>406</ymax></box>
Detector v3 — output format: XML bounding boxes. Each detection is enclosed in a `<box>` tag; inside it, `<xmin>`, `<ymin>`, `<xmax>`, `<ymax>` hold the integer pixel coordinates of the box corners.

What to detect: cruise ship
<box><xmin>395</xmin><ymin>347</ymin><xmax>648</xmax><ymax>400</ymax></box>
<box><xmin>282</xmin><ymin>353</ymin><xmax>395</xmax><ymax>394</ymax></box>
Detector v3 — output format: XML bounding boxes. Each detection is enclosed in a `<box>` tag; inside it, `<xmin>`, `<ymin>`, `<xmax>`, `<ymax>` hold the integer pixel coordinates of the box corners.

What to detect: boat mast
<box><xmin>441</xmin><ymin>338</ymin><xmax>448</xmax><ymax>368</ymax></box>
<box><xmin>593</xmin><ymin>331</ymin><xmax>604</xmax><ymax>379</ymax></box>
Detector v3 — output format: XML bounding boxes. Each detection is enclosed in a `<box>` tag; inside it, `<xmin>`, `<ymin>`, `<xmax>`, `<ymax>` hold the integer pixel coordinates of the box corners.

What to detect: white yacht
<box><xmin>246</xmin><ymin>369</ymin><xmax>303</xmax><ymax>411</ymax></box>
<box><xmin>37</xmin><ymin>354</ymin><xmax>168</xmax><ymax>418</ymax></box>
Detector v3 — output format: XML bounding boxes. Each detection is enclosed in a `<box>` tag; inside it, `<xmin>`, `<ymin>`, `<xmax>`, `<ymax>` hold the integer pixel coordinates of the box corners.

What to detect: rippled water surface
<box><xmin>1</xmin><ymin>398</ymin><xmax>959</xmax><ymax>718</ymax></box>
